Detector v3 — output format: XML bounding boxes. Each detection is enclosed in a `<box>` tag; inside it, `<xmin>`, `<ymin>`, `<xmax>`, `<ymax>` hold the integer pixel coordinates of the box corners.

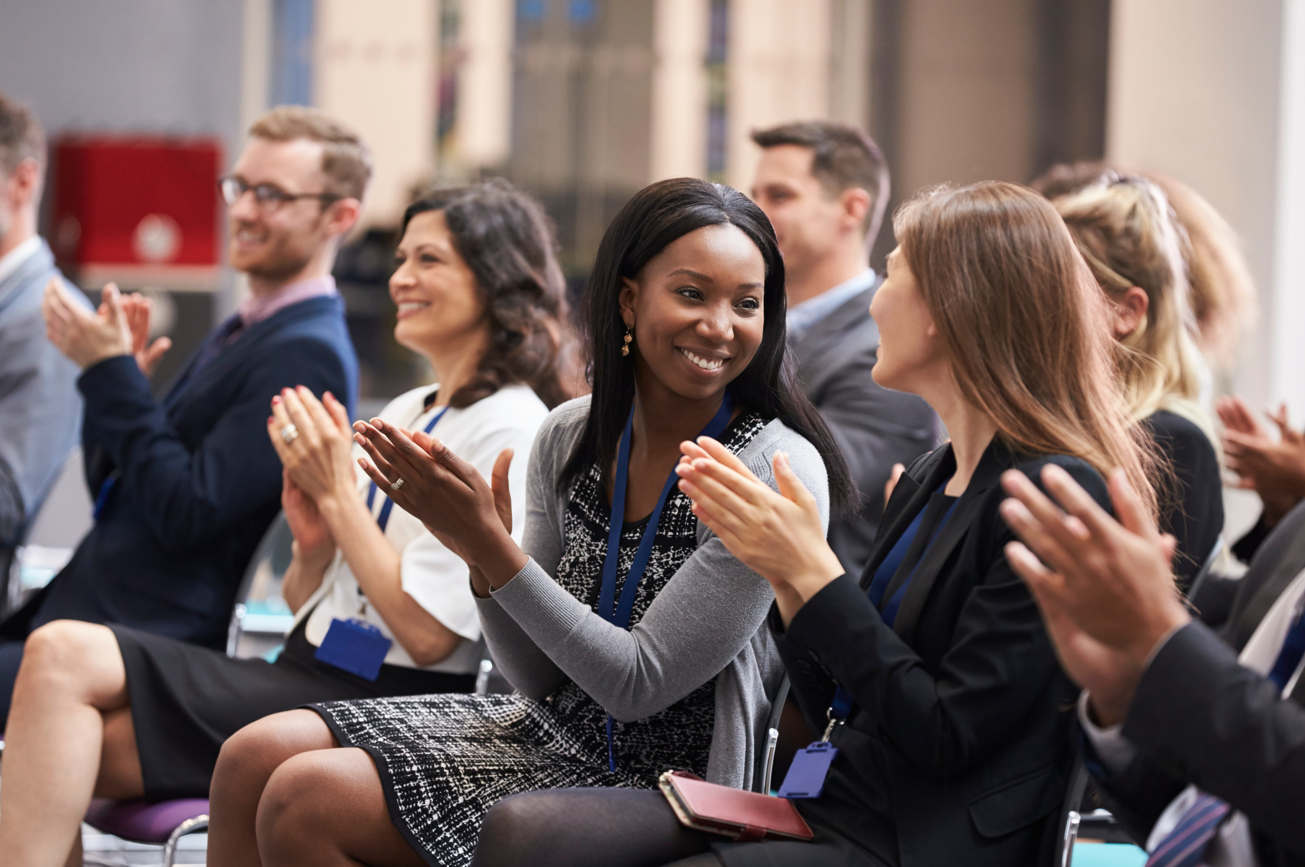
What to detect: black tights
<box><xmin>470</xmin><ymin>788</ymin><xmax>722</xmax><ymax>867</ymax></box>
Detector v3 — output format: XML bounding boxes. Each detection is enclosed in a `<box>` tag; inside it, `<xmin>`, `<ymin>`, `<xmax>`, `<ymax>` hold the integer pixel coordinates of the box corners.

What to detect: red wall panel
<box><xmin>51</xmin><ymin>136</ymin><xmax>221</xmax><ymax>269</ymax></box>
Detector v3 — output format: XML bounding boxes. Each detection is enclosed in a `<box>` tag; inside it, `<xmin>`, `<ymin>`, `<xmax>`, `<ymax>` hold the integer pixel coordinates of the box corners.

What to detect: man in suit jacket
<box><xmin>999</xmin><ymin>464</ymin><xmax>1305</xmax><ymax>867</ymax></box>
<box><xmin>751</xmin><ymin>121</ymin><xmax>936</xmax><ymax>577</ymax></box>
<box><xmin>0</xmin><ymin>106</ymin><xmax>366</xmax><ymax>723</ymax></box>
<box><xmin>0</xmin><ymin>92</ymin><xmax>88</xmax><ymax>596</ymax></box>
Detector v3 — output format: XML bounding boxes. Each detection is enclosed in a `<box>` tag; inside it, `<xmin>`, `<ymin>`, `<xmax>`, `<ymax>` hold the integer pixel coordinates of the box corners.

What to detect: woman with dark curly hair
<box><xmin>0</xmin><ymin>179</ymin><xmax>574</xmax><ymax>867</ymax></box>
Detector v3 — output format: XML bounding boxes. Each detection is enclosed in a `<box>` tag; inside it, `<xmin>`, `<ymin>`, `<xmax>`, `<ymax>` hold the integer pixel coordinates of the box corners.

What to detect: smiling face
<box><xmin>226</xmin><ymin>137</ymin><xmax>342</xmax><ymax>283</ymax></box>
<box><xmin>869</xmin><ymin>247</ymin><xmax>944</xmax><ymax>395</ymax></box>
<box><xmin>619</xmin><ymin>223</ymin><xmax>766</xmax><ymax>403</ymax></box>
<box><xmin>389</xmin><ymin>209</ymin><xmax>488</xmax><ymax>356</ymax></box>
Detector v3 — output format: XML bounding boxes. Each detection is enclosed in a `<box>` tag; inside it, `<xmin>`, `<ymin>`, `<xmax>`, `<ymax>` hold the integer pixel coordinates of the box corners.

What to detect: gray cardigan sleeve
<box><xmin>477</xmin><ymin>398</ymin><xmax>829</xmax><ymax>722</ymax></box>
<box><xmin>475</xmin><ymin>401</ymin><xmax>581</xmax><ymax>700</ymax></box>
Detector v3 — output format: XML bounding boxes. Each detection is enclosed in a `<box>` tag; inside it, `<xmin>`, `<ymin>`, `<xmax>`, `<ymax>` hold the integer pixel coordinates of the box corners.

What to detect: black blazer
<box><xmin>1092</xmin><ymin>501</ymin><xmax>1305</xmax><ymax>867</ymax></box>
<box><xmin>1144</xmin><ymin>410</ymin><xmax>1223</xmax><ymax>588</ymax></box>
<box><xmin>774</xmin><ymin>438</ymin><xmax>1107</xmax><ymax>866</ymax></box>
<box><xmin>2</xmin><ymin>295</ymin><xmax>358</xmax><ymax>651</ymax></box>
<box><xmin>788</xmin><ymin>281</ymin><xmax>938</xmax><ymax>577</ymax></box>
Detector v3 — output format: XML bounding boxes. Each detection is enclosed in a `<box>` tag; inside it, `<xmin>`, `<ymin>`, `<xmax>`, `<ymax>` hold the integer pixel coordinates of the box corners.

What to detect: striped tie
<box><xmin>1144</xmin><ymin>792</ymin><xmax>1232</xmax><ymax>867</ymax></box>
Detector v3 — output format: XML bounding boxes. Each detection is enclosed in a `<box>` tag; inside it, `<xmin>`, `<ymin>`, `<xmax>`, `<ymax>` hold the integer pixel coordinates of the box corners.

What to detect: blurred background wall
<box><xmin>2</xmin><ymin>0</ymin><xmax>1302</xmax><ymax>535</ymax></box>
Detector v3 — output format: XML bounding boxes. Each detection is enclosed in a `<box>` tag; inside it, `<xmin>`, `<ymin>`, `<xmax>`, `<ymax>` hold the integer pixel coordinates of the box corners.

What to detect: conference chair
<box><xmin>82</xmin><ymin>511</ymin><xmax>291</xmax><ymax>867</ymax></box>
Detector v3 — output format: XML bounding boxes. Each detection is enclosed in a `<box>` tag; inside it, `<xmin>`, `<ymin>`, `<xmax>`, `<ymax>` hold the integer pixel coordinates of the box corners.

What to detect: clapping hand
<box><xmin>1217</xmin><ymin>395</ymin><xmax>1305</xmax><ymax>526</ymax></box>
<box><xmin>280</xmin><ymin>469</ymin><xmax>336</xmax><ymax>565</ymax></box>
<box><xmin>42</xmin><ymin>279</ymin><xmax>133</xmax><ymax>369</ymax></box>
<box><xmin>675</xmin><ymin>437</ymin><xmax>842</xmax><ymax>625</ymax></box>
<box><xmin>999</xmin><ymin>464</ymin><xmax>1189</xmax><ymax>727</ymax></box>
<box><xmin>266</xmin><ymin>387</ymin><xmax>358</xmax><ymax>505</ymax></box>
<box><xmin>351</xmin><ymin>418</ymin><xmax>526</xmax><ymax>584</ymax></box>
<box><xmin>120</xmin><ymin>292</ymin><xmax>172</xmax><ymax>376</ymax></box>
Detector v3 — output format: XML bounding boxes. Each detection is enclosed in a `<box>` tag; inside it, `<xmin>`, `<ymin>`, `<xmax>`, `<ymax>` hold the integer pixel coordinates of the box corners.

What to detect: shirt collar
<box><xmin>787</xmin><ymin>268</ymin><xmax>878</xmax><ymax>339</ymax></box>
<box><xmin>238</xmin><ymin>274</ymin><xmax>337</xmax><ymax>328</ymax></box>
<box><xmin>0</xmin><ymin>236</ymin><xmax>43</xmax><ymax>287</ymax></box>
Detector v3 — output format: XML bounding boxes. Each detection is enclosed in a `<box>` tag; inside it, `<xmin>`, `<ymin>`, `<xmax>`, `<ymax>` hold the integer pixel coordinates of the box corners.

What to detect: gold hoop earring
<box><xmin>621</xmin><ymin>328</ymin><xmax>633</xmax><ymax>357</ymax></box>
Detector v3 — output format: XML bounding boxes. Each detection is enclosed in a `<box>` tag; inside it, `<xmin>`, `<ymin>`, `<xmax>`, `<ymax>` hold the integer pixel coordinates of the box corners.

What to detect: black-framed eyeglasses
<box><xmin>219</xmin><ymin>175</ymin><xmax>342</xmax><ymax>211</ymax></box>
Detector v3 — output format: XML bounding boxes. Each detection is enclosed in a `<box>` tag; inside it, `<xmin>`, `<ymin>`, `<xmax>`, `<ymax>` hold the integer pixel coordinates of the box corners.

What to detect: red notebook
<box><xmin>659</xmin><ymin>771</ymin><xmax>815</xmax><ymax>843</ymax></box>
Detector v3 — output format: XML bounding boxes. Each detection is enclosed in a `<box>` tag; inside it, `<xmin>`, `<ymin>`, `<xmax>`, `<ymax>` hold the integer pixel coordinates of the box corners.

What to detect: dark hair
<box><xmin>402</xmin><ymin>179</ymin><xmax>577</xmax><ymax>410</ymax></box>
<box><xmin>0</xmin><ymin>90</ymin><xmax>45</xmax><ymax>174</ymax></box>
<box><xmin>559</xmin><ymin>177</ymin><xmax>856</xmax><ymax>512</ymax></box>
<box><xmin>751</xmin><ymin>120</ymin><xmax>890</xmax><ymax>244</ymax></box>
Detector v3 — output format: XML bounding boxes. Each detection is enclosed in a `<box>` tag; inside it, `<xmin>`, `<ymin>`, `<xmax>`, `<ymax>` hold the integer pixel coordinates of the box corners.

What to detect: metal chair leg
<box><xmin>161</xmin><ymin>814</ymin><xmax>209</xmax><ymax>867</ymax></box>
<box><xmin>761</xmin><ymin>726</ymin><xmax>779</xmax><ymax>795</ymax></box>
<box><xmin>1062</xmin><ymin>810</ymin><xmax>1081</xmax><ymax>867</ymax></box>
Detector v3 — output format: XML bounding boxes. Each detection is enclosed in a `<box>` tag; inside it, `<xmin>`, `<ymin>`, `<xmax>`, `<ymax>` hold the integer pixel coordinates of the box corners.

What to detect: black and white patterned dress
<box><xmin>312</xmin><ymin>412</ymin><xmax>769</xmax><ymax>867</ymax></box>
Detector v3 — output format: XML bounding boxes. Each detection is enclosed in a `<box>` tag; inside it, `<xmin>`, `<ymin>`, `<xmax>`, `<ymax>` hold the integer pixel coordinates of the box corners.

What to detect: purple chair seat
<box><xmin>84</xmin><ymin>798</ymin><xmax>210</xmax><ymax>844</ymax></box>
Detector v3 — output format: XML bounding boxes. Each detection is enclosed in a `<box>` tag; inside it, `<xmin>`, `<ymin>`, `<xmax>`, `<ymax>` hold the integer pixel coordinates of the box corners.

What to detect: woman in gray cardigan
<box><xmin>205</xmin><ymin>178</ymin><xmax>853</xmax><ymax>867</ymax></box>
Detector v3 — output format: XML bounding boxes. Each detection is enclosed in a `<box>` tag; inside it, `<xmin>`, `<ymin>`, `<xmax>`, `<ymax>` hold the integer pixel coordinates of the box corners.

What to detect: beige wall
<box><xmin>314</xmin><ymin>0</ymin><xmax>437</xmax><ymax>227</ymax></box>
<box><xmin>893</xmin><ymin>0</ymin><xmax>1038</xmax><ymax>198</ymax></box>
<box><xmin>457</xmin><ymin>0</ymin><xmax>515</xmax><ymax>171</ymax></box>
<box><xmin>650</xmin><ymin>0</ymin><xmax>710</xmax><ymax>181</ymax></box>
<box><xmin>726</xmin><ymin>0</ymin><xmax>832</xmax><ymax>190</ymax></box>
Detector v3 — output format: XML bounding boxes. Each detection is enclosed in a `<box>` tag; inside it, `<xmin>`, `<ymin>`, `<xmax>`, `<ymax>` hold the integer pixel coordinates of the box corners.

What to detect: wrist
<box><xmin>294</xmin><ymin>540</ymin><xmax>336</xmax><ymax>572</ymax></box>
<box><xmin>1125</xmin><ymin>603</ymin><xmax>1190</xmax><ymax>669</ymax></box>
<box><xmin>1085</xmin><ymin>689</ymin><xmax>1133</xmax><ymax>729</ymax></box>
<box><xmin>479</xmin><ymin>526</ymin><xmax>530</xmax><ymax>589</ymax></box>
<box><xmin>786</xmin><ymin>548</ymin><xmax>846</xmax><ymax>603</ymax></box>
<box><xmin>79</xmin><ymin>350</ymin><xmax>131</xmax><ymax>372</ymax></box>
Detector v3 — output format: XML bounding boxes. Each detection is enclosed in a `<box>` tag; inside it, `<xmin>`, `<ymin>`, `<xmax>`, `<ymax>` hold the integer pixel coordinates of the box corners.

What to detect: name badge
<box><xmin>777</xmin><ymin>741</ymin><xmax>839</xmax><ymax>799</ymax></box>
<box><xmin>314</xmin><ymin>618</ymin><xmax>392</xmax><ymax>681</ymax></box>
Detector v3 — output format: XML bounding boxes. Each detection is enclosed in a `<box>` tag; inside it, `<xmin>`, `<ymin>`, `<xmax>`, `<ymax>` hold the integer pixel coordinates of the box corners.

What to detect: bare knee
<box><xmin>256</xmin><ymin>753</ymin><xmax>323</xmax><ymax>837</ymax></box>
<box><xmin>18</xmin><ymin>621</ymin><xmax>124</xmax><ymax>704</ymax></box>
<box><xmin>213</xmin><ymin>710</ymin><xmax>337</xmax><ymax>801</ymax></box>
<box><xmin>254</xmin><ymin>749</ymin><xmax>360</xmax><ymax>862</ymax></box>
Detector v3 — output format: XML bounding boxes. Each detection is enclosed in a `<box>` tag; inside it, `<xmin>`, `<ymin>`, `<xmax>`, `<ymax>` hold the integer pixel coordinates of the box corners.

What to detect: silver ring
<box><xmin>280</xmin><ymin>424</ymin><xmax>300</xmax><ymax>445</ymax></box>
<box><xmin>391</xmin><ymin>478</ymin><xmax>405</xmax><ymax>491</ymax></box>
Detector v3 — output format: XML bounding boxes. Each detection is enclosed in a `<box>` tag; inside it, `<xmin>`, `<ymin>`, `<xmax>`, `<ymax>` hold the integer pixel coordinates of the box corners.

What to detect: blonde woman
<box><xmin>1049</xmin><ymin>172</ymin><xmax>1223</xmax><ymax>587</ymax></box>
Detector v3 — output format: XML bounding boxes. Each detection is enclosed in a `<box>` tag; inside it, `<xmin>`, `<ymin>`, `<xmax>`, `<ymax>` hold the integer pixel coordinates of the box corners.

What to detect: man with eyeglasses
<box><xmin>0</xmin><ymin>106</ymin><xmax>362</xmax><ymax>722</ymax></box>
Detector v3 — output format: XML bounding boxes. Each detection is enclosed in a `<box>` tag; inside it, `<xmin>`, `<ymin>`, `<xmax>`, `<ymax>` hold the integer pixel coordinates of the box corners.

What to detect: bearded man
<box><xmin>0</xmin><ymin>106</ymin><xmax>364</xmax><ymax>722</ymax></box>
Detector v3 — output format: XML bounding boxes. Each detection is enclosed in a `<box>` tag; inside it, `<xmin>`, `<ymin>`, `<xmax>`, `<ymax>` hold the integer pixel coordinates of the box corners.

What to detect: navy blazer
<box><xmin>774</xmin><ymin>438</ymin><xmax>1108</xmax><ymax>866</ymax></box>
<box><xmin>2</xmin><ymin>294</ymin><xmax>357</xmax><ymax>650</ymax></box>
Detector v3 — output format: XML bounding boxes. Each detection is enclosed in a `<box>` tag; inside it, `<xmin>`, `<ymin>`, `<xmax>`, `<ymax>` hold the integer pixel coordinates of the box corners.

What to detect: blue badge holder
<box><xmin>314</xmin><ymin>618</ymin><xmax>393</xmax><ymax>682</ymax></box>
<box><xmin>777</xmin><ymin>741</ymin><xmax>840</xmax><ymax>799</ymax></box>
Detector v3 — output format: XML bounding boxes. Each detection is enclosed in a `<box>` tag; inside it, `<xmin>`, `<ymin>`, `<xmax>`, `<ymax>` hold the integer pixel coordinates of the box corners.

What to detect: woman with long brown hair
<box><xmin>469</xmin><ymin>181</ymin><xmax>1157</xmax><ymax>867</ymax></box>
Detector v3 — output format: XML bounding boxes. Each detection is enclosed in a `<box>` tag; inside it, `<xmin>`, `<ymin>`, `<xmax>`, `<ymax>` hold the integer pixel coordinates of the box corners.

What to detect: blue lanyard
<box><xmin>92</xmin><ymin>473</ymin><xmax>120</xmax><ymax>522</ymax></box>
<box><xmin>365</xmin><ymin>405</ymin><xmax>449</xmax><ymax>533</ymax></box>
<box><xmin>600</xmin><ymin>391</ymin><xmax>735</xmax><ymax>770</ymax></box>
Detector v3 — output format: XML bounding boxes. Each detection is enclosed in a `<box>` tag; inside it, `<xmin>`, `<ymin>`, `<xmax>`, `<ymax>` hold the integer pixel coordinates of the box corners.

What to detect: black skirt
<box><xmin>111</xmin><ymin>620</ymin><xmax>476</xmax><ymax>802</ymax></box>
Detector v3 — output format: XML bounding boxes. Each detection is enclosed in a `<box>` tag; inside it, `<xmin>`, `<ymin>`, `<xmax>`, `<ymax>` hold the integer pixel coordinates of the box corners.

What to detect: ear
<box><xmin>618</xmin><ymin>276</ymin><xmax>639</xmax><ymax>329</ymax></box>
<box><xmin>1112</xmin><ymin>286</ymin><xmax>1150</xmax><ymax>339</ymax></box>
<box><xmin>9</xmin><ymin>158</ymin><xmax>41</xmax><ymax>208</ymax></box>
<box><xmin>324</xmin><ymin>196</ymin><xmax>363</xmax><ymax>240</ymax></box>
<box><xmin>840</xmin><ymin>187</ymin><xmax>871</xmax><ymax>232</ymax></box>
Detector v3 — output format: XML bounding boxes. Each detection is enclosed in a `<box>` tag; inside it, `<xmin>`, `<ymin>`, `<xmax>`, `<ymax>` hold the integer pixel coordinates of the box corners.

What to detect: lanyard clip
<box><xmin>821</xmin><ymin>708</ymin><xmax>844</xmax><ymax>743</ymax></box>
